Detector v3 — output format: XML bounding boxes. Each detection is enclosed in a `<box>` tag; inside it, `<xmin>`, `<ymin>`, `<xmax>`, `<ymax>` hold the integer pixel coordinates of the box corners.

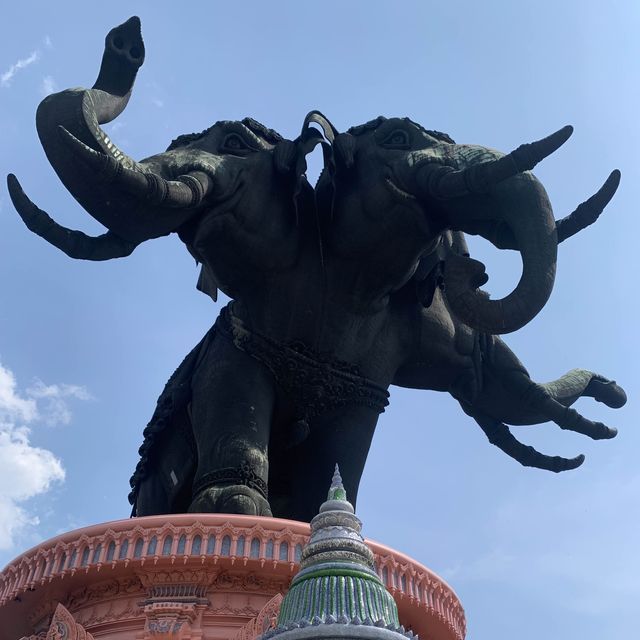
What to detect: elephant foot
<box><xmin>188</xmin><ymin>484</ymin><xmax>272</xmax><ymax>516</ymax></box>
<box><xmin>586</xmin><ymin>377</ymin><xmax>627</xmax><ymax>409</ymax></box>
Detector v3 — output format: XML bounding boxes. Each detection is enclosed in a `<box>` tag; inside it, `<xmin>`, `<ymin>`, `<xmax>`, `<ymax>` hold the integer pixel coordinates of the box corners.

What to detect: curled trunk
<box><xmin>412</xmin><ymin>141</ymin><xmax>564</xmax><ymax>334</ymax></box>
<box><xmin>31</xmin><ymin>16</ymin><xmax>218</xmax><ymax>244</ymax></box>
<box><xmin>35</xmin><ymin>17</ymin><xmax>149</xmax><ymax>240</ymax></box>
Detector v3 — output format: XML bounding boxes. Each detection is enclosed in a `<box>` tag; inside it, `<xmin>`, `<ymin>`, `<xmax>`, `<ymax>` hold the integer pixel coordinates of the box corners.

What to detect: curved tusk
<box><xmin>465</xmin><ymin>170</ymin><xmax>622</xmax><ymax>250</ymax></box>
<box><xmin>7</xmin><ymin>174</ymin><xmax>137</xmax><ymax>260</ymax></box>
<box><xmin>556</xmin><ymin>169</ymin><xmax>621</xmax><ymax>242</ymax></box>
<box><xmin>59</xmin><ymin>126</ymin><xmax>215</xmax><ymax>208</ymax></box>
<box><xmin>421</xmin><ymin>125</ymin><xmax>573</xmax><ymax>199</ymax></box>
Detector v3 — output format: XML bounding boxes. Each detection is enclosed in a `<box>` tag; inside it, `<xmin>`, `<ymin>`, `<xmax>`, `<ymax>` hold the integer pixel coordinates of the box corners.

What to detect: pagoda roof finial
<box><xmin>270</xmin><ymin>465</ymin><xmax>403</xmax><ymax>638</ymax></box>
<box><xmin>327</xmin><ymin>463</ymin><xmax>347</xmax><ymax>502</ymax></box>
<box><xmin>320</xmin><ymin>463</ymin><xmax>353</xmax><ymax>514</ymax></box>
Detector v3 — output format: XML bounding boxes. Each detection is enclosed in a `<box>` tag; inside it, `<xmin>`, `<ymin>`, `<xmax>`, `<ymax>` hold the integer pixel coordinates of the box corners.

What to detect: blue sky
<box><xmin>0</xmin><ymin>2</ymin><xmax>638</xmax><ymax>638</ymax></box>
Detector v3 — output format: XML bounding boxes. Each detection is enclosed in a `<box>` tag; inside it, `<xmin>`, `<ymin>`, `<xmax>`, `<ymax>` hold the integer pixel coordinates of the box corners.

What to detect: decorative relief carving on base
<box><xmin>233</xmin><ymin>593</ymin><xmax>283</xmax><ymax>640</ymax></box>
<box><xmin>210</xmin><ymin>570</ymin><xmax>288</xmax><ymax>594</ymax></box>
<box><xmin>139</xmin><ymin>569</ymin><xmax>211</xmax><ymax>639</ymax></box>
<box><xmin>42</xmin><ymin>603</ymin><xmax>95</xmax><ymax>640</ymax></box>
<box><xmin>144</xmin><ymin>601</ymin><xmax>207</xmax><ymax>639</ymax></box>
<box><xmin>65</xmin><ymin>576</ymin><xmax>143</xmax><ymax>611</ymax></box>
<box><xmin>73</xmin><ymin>596</ymin><xmax>141</xmax><ymax>629</ymax></box>
<box><xmin>52</xmin><ymin>575</ymin><xmax>147</xmax><ymax>628</ymax></box>
<box><xmin>137</xmin><ymin>569</ymin><xmax>217</xmax><ymax>589</ymax></box>
<box><xmin>2</xmin><ymin>515</ymin><xmax>465</xmax><ymax>640</ymax></box>
<box><xmin>28</xmin><ymin>600</ymin><xmax>58</xmax><ymax>629</ymax></box>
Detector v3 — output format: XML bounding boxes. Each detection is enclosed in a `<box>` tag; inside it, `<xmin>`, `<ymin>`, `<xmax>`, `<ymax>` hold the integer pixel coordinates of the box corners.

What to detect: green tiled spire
<box><xmin>276</xmin><ymin>465</ymin><xmax>400</xmax><ymax>629</ymax></box>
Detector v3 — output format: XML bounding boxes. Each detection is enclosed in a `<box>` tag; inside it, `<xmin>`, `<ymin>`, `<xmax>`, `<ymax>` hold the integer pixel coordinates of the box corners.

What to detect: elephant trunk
<box><xmin>34</xmin><ymin>17</ymin><xmax>151</xmax><ymax>239</ymax></box>
<box><xmin>444</xmin><ymin>173</ymin><xmax>557</xmax><ymax>334</ymax></box>
<box><xmin>30</xmin><ymin>16</ymin><xmax>220</xmax><ymax>244</ymax></box>
<box><xmin>37</xmin><ymin>16</ymin><xmax>144</xmax><ymax>170</ymax></box>
<box><xmin>411</xmin><ymin>131</ymin><xmax>569</xmax><ymax>334</ymax></box>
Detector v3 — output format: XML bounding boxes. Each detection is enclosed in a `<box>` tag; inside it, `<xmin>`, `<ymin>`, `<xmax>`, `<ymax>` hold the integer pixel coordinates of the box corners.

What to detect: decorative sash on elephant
<box><xmin>223</xmin><ymin>305</ymin><xmax>390</xmax><ymax>432</ymax></box>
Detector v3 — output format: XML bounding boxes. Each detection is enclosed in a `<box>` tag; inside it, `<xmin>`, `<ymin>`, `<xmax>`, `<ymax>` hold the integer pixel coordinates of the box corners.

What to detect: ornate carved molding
<box><xmin>233</xmin><ymin>593</ymin><xmax>283</xmax><ymax>640</ymax></box>
<box><xmin>141</xmin><ymin>572</ymin><xmax>210</xmax><ymax>640</ymax></box>
<box><xmin>211</xmin><ymin>570</ymin><xmax>288</xmax><ymax>594</ymax></box>
<box><xmin>43</xmin><ymin>603</ymin><xmax>95</xmax><ymax>640</ymax></box>
<box><xmin>28</xmin><ymin>600</ymin><xmax>58</xmax><ymax>628</ymax></box>
<box><xmin>73</xmin><ymin>597</ymin><xmax>141</xmax><ymax>629</ymax></box>
<box><xmin>1</xmin><ymin>516</ymin><xmax>465</xmax><ymax>640</ymax></box>
<box><xmin>64</xmin><ymin>576</ymin><xmax>143</xmax><ymax>611</ymax></box>
<box><xmin>137</xmin><ymin>568</ymin><xmax>217</xmax><ymax>589</ymax></box>
<box><xmin>144</xmin><ymin>602</ymin><xmax>204</xmax><ymax>638</ymax></box>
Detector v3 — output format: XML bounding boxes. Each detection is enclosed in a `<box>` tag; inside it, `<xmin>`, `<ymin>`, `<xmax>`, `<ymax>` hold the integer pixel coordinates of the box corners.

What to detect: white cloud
<box><xmin>152</xmin><ymin>97</ymin><xmax>164</xmax><ymax>108</ymax></box>
<box><xmin>0</xmin><ymin>362</ymin><xmax>89</xmax><ymax>549</ymax></box>
<box><xmin>39</xmin><ymin>74</ymin><xmax>57</xmax><ymax>96</ymax></box>
<box><xmin>1</xmin><ymin>50</ymin><xmax>40</xmax><ymax>88</ymax></box>
<box><xmin>0</xmin><ymin>366</ymin><xmax>37</xmax><ymax>423</ymax></box>
<box><xmin>27</xmin><ymin>380</ymin><xmax>92</xmax><ymax>426</ymax></box>
<box><xmin>43</xmin><ymin>35</ymin><xmax>53</xmax><ymax>49</ymax></box>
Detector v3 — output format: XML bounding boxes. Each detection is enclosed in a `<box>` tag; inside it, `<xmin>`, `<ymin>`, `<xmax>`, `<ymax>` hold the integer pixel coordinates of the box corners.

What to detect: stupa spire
<box><xmin>328</xmin><ymin>464</ymin><xmax>346</xmax><ymax>500</ymax></box>
<box><xmin>262</xmin><ymin>466</ymin><xmax>415</xmax><ymax>639</ymax></box>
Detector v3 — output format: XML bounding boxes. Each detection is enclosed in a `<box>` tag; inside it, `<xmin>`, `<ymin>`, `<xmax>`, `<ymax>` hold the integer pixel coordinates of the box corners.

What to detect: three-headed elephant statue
<box><xmin>7</xmin><ymin>17</ymin><xmax>627</xmax><ymax>523</ymax></box>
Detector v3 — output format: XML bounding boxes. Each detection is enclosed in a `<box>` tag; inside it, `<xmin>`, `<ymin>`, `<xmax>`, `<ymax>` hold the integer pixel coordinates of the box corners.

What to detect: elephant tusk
<box><xmin>7</xmin><ymin>173</ymin><xmax>138</xmax><ymax>260</ymax></box>
<box><xmin>467</xmin><ymin>170</ymin><xmax>622</xmax><ymax>250</ymax></box>
<box><xmin>420</xmin><ymin>125</ymin><xmax>573</xmax><ymax>199</ymax></box>
<box><xmin>59</xmin><ymin>126</ymin><xmax>215</xmax><ymax>208</ymax></box>
<box><xmin>556</xmin><ymin>169</ymin><xmax>621</xmax><ymax>243</ymax></box>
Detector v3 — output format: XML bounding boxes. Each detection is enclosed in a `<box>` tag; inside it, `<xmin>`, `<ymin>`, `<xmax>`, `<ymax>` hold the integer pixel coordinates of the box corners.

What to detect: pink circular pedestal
<box><xmin>0</xmin><ymin>515</ymin><xmax>465</xmax><ymax>640</ymax></box>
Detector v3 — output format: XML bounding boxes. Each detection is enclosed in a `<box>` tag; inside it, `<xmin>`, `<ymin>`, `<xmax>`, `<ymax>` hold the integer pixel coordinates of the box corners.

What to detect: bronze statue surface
<box><xmin>7</xmin><ymin>17</ymin><xmax>626</xmax><ymax>521</ymax></box>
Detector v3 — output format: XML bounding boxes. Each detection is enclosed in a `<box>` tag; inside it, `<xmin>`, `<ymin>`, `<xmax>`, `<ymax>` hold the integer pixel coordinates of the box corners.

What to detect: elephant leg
<box><xmin>483</xmin><ymin>341</ymin><xmax>624</xmax><ymax>438</ymax></box>
<box><xmin>270</xmin><ymin>405</ymin><xmax>380</xmax><ymax>522</ymax></box>
<box><xmin>188</xmin><ymin>335</ymin><xmax>276</xmax><ymax>516</ymax></box>
<box><xmin>528</xmin><ymin>389</ymin><xmax>618</xmax><ymax>440</ymax></box>
<box><xmin>504</xmin><ymin>374</ymin><xmax>619</xmax><ymax>440</ymax></box>
<box><xmin>468</xmin><ymin>408</ymin><xmax>585</xmax><ymax>473</ymax></box>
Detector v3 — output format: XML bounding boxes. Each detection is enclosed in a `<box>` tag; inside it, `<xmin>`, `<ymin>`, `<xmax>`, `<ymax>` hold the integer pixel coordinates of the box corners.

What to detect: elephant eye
<box><xmin>222</xmin><ymin>133</ymin><xmax>252</xmax><ymax>154</ymax></box>
<box><xmin>381</xmin><ymin>129</ymin><xmax>410</xmax><ymax>149</ymax></box>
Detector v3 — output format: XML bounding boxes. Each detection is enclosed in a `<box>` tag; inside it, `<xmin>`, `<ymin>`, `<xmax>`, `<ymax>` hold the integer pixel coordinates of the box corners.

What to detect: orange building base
<box><xmin>0</xmin><ymin>515</ymin><xmax>465</xmax><ymax>640</ymax></box>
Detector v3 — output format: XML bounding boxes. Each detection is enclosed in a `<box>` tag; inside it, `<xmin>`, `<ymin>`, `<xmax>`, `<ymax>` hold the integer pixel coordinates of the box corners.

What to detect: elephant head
<box><xmin>325</xmin><ymin>115</ymin><xmax>579</xmax><ymax>334</ymax></box>
<box><xmin>8</xmin><ymin>16</ymin><xmax>301</xmax><ymax>289</ymax></box>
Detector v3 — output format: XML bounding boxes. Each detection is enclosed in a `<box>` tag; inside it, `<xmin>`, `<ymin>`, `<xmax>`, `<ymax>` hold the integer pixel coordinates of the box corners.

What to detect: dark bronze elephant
<box><xmin>7</xmin><ymin>17</ymin><xmax>393</xmax><ymax>521</ymax></box>
<box><xmin>327</xmin><ymin>115</ymin><xmax>625</xmax><ymax>473</ymax></box>
<box><xmin>392</xmin><ymin>230</ymin><xmax>625</xmax><ymax>472</ymax></box>
<box><xmin>7</xmin><ymin>18</ymin><xmax>626</xmax><ymax>523</ymax></box>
